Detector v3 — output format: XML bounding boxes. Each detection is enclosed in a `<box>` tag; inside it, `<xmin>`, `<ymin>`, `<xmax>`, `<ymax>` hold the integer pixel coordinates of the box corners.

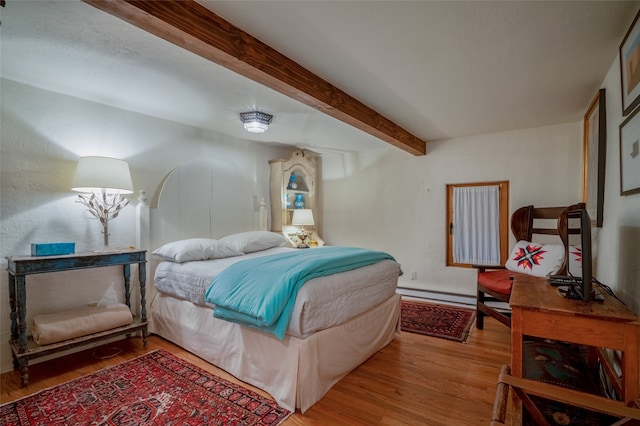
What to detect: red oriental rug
<box><xmin>400</xmin><ymin>299</ymin><xmax>476</xmax><ymax>343</ymax></box>
<box><xmin>0</xmin><ymin>350</ymin><xmax>291</xmax><ymax>426</ymax></box>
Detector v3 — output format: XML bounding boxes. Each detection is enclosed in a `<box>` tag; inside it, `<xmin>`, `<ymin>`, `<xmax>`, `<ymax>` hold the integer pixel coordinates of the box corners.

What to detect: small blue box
<box><xmin>31</xmin><ymin>242</ymin><xmax>76</xmax><ymax>257</ymax></box>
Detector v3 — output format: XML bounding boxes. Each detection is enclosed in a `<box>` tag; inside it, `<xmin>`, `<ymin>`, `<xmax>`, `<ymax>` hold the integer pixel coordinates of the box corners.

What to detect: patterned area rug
<box><xmin>400</xmin><ymin>299</ymin><xmax>476</xmax><ymax>342</ymax></box>
<box><xmin>0</xmin><ymin>350</ymin><xmax>291</xmax><ymax>426</ymax></box>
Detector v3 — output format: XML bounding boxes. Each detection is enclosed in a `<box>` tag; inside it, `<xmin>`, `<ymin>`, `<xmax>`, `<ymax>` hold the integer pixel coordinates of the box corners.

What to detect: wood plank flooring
<box><xmin>1</xmin><ymin>317</ymin><xmax>511</xmax><ymax>425</ymax></box>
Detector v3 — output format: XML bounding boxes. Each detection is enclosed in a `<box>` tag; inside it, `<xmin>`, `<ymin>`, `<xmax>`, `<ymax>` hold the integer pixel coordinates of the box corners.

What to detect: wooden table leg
<box><xmin>139</xmin><ymin>261</ymin><xmax>148</xmax><ymax>348</ymax></box>
<box><xmin>511</xmin><ymin>307</ymin><xmax>524</xmax><ymax>425</ymax></box>
<box><xmin>18</xmin><ymin>357</ymin><xmax>28</xmax><ymax>387</ymax></box>
<box><xmin>623</xmin><ymin>322</ymin><xmax>640</xmax><ymax>405</ymax></box>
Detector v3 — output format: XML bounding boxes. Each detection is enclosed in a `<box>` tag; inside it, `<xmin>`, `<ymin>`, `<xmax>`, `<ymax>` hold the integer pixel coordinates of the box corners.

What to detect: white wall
<box><xmin>0</xmin><ymin>79</ymin><xmax>289</xmax><ymax>372</ymax></box>
<box><xmin>322</xmin><ymin>55</ymin><xmax>640</xmax><ymax>315</ymax></box>
<box><xmin>321</xmin><ymin>122</ymin><xmax>583</xmax><ymax>298</ymax></box>
<box><xmin>594</xmin><ymin>57</ymin><xmax>640</xmax><ymax>314</ymax></box>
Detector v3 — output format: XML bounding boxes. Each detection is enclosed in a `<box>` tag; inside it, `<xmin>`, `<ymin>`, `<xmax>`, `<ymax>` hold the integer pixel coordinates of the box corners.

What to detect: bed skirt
<box><xmin>149</xmin><ymin>292</ymin><xmax>401</xmax><ymax>413</ymax></box>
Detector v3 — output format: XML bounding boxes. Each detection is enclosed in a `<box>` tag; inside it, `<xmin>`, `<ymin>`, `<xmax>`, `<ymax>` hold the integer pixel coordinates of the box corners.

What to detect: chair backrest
<box><xmin>510</xmin><ymin>203</ymin><xmax>585</xmax><ymax>275</ymax></box>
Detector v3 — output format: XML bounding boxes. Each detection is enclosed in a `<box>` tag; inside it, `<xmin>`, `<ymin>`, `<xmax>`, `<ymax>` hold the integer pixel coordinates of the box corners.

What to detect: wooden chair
<box><xmin>475</xmin><ymin>203</ymin><xmax>584</xmax><ymax>329</ymax></box>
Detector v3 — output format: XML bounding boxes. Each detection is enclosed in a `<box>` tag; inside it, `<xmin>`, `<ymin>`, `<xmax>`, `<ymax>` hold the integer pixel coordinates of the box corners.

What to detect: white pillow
<box><xmin>505</xmin><ymin>240</ymin><xmax>565</xmax><ymax>277</ymax></box>
<box><xmin>220</xmin><ymin>231</ymin><xmax>288</xmax><ymax>253</ymax></box>
<box><xmin>152</xmin><ymin>238</ymin><xmax>243</xmax><ymax>263</ymax></box>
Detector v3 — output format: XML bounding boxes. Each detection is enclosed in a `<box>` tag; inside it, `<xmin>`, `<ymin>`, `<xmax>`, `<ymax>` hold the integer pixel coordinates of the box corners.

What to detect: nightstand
<box><xmin>6</xmin><ymin>249</ymin><xmax>148</xmax><ymax>387</ymax></box>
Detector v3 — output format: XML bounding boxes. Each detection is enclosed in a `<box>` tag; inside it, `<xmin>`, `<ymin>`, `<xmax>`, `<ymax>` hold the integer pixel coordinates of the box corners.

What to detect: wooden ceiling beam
<box><xmin>83</xmin><ymin>0</ymin><xmax>427</xmax><ymax>155</ymax></box>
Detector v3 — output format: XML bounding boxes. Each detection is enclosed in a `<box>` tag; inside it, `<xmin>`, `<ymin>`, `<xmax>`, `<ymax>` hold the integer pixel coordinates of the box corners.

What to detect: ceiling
<box><xmin>1</xmin><ymin>1</ymin><xmax>638</xmax><ymax>155</ymax></box>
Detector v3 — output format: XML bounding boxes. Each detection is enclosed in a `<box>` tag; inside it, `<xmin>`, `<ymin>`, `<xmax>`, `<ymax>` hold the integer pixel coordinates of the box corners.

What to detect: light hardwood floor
<box><xmin>1</xmin><ymin>317</ymin><xmax>511</xmax><ymax>425</ymax></box>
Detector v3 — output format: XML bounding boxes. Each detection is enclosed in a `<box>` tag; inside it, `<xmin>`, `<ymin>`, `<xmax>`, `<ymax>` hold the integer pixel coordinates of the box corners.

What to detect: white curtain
<box><xmin>453</xmin><ymin>185</ymin><xmax>501</xmax><ymax>265</ymax></box>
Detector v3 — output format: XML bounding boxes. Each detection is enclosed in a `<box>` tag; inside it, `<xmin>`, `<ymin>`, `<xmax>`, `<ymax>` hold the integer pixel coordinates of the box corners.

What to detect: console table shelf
<box><xmin>6</xmin><ymin>249</ymin><xmax>148</xmax><ymax>387</ymax></box>
<box><xmin>8</xmin><ymin>318</ymin><xmax>147</xmax><ymax>360</ymax></box>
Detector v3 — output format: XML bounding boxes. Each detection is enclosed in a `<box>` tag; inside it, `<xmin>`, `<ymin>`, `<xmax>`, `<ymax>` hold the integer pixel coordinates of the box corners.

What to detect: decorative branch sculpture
<box><xmin>76</xmin><ymin>190</ymin><xmax>129</xmax><ymax>247</ymax></box>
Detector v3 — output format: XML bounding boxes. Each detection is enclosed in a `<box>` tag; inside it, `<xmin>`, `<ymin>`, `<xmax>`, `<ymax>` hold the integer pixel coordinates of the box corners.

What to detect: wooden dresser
<box><xmin>506</xmin><ymin>275</ymin><xmax>639</xmax><ymax>424</ymax></box>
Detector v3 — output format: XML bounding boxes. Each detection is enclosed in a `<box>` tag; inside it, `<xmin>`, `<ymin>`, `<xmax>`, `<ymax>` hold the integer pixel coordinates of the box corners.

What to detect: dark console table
<box><xmin>6</xmin><ymin>249</ymin><xmax>147</xmax><ymax>386</ymax></box>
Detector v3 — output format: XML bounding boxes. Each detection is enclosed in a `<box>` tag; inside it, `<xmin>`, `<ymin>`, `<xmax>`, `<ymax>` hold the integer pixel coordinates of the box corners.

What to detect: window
<box><xmin>446</xmin><ymin>181</ymin><xmax>509</xmax><ymax>267</ymax></box>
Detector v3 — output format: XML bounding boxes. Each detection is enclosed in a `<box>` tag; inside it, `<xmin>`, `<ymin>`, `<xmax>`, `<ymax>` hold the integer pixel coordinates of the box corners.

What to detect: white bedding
<box><xmin>154</xmin><ymin>247</ymin><xmax>293</xmax><ymax>307</ymax></box>
<box><xmin>145</xmin><ymin>160</ymin><xmax>402</xmax><ymax>413</ymax></box>
<box><xmin>154</xmin><ymin>247</ymin><xmax>401</xmax><ymax>338</ymax></box>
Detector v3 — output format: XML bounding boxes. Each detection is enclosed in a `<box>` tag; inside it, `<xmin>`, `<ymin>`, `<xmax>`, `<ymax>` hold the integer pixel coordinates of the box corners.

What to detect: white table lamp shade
<box><xmin>71</xmin><ymin>156</ymin><xmax>134</xmax><ymax>194</ymax></box>
<box><xmin>292</xmin><ymin>209</ymin><xmax>315</xmax><ymax>226</ymax></box>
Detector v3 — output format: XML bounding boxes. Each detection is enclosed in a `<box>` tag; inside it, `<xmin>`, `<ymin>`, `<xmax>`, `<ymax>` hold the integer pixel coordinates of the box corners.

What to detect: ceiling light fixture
<box><xmin>240</xmin><ymin>111</ymin><xmax>273</xmax><ymax>133</ymax></box>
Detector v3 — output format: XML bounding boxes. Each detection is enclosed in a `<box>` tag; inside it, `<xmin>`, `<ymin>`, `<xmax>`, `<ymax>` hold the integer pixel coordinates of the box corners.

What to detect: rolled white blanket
<box><xmin>32</xmin><ymin>303</ymin><xmax>133</xmax><ymax>345</ymax></box>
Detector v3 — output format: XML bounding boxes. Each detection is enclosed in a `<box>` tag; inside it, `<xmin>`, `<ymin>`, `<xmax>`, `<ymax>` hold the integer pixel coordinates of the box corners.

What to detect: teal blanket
<box><xmin>204</xmin><ymin>246</ymin><xmax>397</xmax><ymax>339</ymax></box>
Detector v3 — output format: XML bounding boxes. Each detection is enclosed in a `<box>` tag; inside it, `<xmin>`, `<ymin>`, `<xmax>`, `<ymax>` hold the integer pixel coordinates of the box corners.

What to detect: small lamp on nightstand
<box><xmin>291</xmin><ymin>209</ymin><xmax>315</xmax><ymax>248</ymax></box>
<box><xmin>71</xmin><ymin>156</ymin><xmax>134</xmax><ymax>247</ymax></box>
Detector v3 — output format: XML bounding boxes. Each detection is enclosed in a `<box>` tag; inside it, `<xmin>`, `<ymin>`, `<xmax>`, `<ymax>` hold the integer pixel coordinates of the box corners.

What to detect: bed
<box><xmin>143</xmin><ymin>159</ymin><xmax>402</xmax><ymax>413</ymax></box>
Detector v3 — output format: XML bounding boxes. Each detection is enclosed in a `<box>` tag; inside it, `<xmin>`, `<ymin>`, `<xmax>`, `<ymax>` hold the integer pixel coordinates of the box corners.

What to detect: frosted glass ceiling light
<box><xmin>71</xmin><ymin>156</ymin><xmax>134</xmax><ymax>247</ymax></box>
<box><xmin>240</xmin><ymin>111</ymin><xmax>273</xmax><ymax>133</ymax></box>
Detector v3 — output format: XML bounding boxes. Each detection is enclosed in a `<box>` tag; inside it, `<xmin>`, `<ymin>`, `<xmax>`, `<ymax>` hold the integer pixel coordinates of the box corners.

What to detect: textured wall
<box><xmin>321</xmin><ymin>56</ymin><xmax>640</xmax><ymax>315</ymax></box>
<box><xmin>321</xmin><ymin>122</ymin><xmax>583</xmax><ymax>297</ymax></box>
<box><xmin>0</xmin><ymin>79</ymin><xmax>288</xmax><ymax>372</ymax></box>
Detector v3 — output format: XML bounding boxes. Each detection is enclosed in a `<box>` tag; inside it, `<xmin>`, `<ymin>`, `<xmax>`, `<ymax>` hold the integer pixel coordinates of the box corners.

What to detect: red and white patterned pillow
<box><xmin>505</xmin><ymin>240</ymin><xmax>565</xmax><ymax>278</ymax></box>
<box><xmin>568</xmin><ymin>245</ymin><xmax>583</xmax><ymax>277</ymax></box>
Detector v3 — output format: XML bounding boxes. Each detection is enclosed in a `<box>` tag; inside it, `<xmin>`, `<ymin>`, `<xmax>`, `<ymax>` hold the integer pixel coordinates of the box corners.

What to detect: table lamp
<box><xmin>291</xmin><ymin>209</ymin><xmax>315</xmax><ymax>248</ymax></box>
<box><xmin>71</xmin><ymin>156</ymin><xmax>134</xmax><ymax>247</ymax></box>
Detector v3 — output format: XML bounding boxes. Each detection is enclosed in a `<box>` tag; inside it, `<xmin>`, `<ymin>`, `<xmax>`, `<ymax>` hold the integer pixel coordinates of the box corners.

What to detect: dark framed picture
<box><xmin>582</xmin><ymin>89</ymin><xmax>606</xmax><ymax>227</ymax></box>
<box><xmin>620</xmin><ymin>10</ymin><xmax>640</xmax><ymax>116</ymax></box>
<box><xmin>619</xmin><ymin>105</ymin><xmax>640</xmax><ymax>196</ymax></box>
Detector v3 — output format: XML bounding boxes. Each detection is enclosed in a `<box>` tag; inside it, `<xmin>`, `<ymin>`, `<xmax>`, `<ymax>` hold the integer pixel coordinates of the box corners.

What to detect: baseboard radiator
<box><xmin>396</xmin><ymin>286</ymin><xmax>510</xmax><ymax>312</ymax></box>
